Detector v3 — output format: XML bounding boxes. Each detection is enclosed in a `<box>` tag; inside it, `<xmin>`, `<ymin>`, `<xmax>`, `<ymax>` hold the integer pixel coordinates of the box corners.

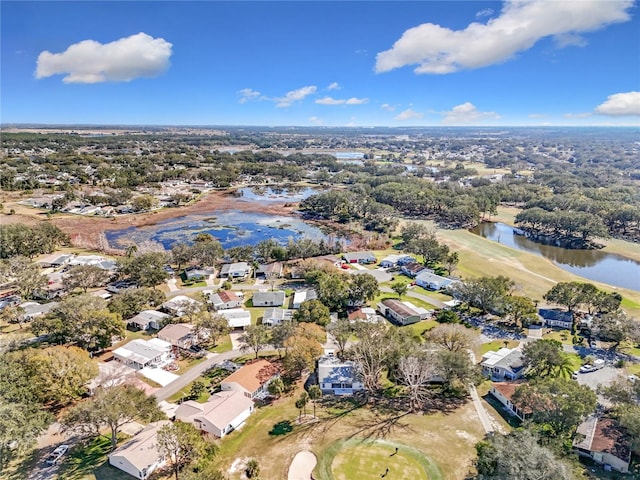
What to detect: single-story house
<box><xmin>221</xmin><ymin>359</ymin><xmax>280</xmax><ymax>399</ymax></box>
<box><xmin>183</xmin><ymin>266</ymin><xmax>215</xmax><ymax>281</ymax></box>
<box><xmin>401</xmin><ymin>262</ymin><xmax>428</xmax><ymax>278</ymax></box>
<box><xmin>262</xmin><ymin>308</ymin><xmax>294</xmax><ymax>327</ymax></box>
<box><xmin>108</xmin><ymin>420</ymin><xmax>170</xmax><ymax>479</ymax></box>
<box><xmin>292</xmin><ymin>288</ymin><xmax>318</xmax><ymax>309</ymax></box>
<box><xmin>68</xmin><ymin>255</ymin><xmax>118</xmax><ymax>272</ymax></box>
<box><xmin>377</xmin><ymin>299</ymin><xmax>430</xmax><ymax>326</ymax></box>
<box><xmin>127</xmin><ymin>310</ymin><xmax>169</xmax><ymax>331</ymax></box>
<box><xmin>414</xmin><ymin>271</ymin><xmax>457</xmax><ymax>291</ymax></box>
<box><xmin>538</xmin><ymin>308</ymin><xmax>574</xmax><ymax>330</ymax></box>
<box><xmin>348</xmin><ymin>307</ymin><xmax>381</xmax><ymax>323</ymax></box>
<box><xmin>379</xmin><ymin>254</ymin><xmax>415</xmax><ymax>268</ymax></box>
<box><xmin>20</xmin><ymin>301</ymin><xmax>58</xmax><ymax>321</ymax></box>
<box><xmin>317</xmin><ymin>355</ymin><xmax>364</xmax><ymax>395</ymax></box>
<box><xmin>574</xmin><ymin>416</ymin><xmax>631</xmax><ymax>474</ymax></box>
<box><xmin>252</xmin><ymin>291</ymin><xmax>286</xmax><ymax>307</ymax></box>
<box><xmin>174</xmin><ymin>390</ymin><xmax>254</xmax><ymax>438</ymax></box>
<box><xmin>481</xmin><ymin>348</ymin><xmax>525</xmax><ymax>381</ymax></box>
<box><xmin>37</xmin><ymin>253</ymin><xmax>73</xmax><ymax>269</ymax></box>
<box><xmin>112</xmin><ymin>338</ymin><xmax>172</xmax><ymax>370</ymax></box>
<box><xmin>161</xmin><ymin>295</ymin><xmax>202</xmax><ymax>317</ymax></box>
<box><xmin>218</xmin><ymin>308</ymin><xmax>251</xmax><ymax>329</ymax></box>
<box><xmin>256</xmin><ymin>262</ymin><xmax>284</xmax><ymax>278</ymax></box>
<box><xmin>219</xmin><ymin>262</ymin><xmax>251</xmax><ymax>279</ymax></box>
<box><xmin>206</xmin><ymin>290</ymin><xmax>243</xmax><ymax>310</ymax></box>
<box><xmin>157</xmin><ymin>323</ymin><xmax>195</xmax><ymax>350</ymax></box>
<box><xmin>489</xmin><ymin>381</ymin><xmax>531</xmax><ymax>421</ymax></box>
<box><xmin>343</xmin><ymin>251</ymin><xmax>376</xmax><ymax>264</ymax></box>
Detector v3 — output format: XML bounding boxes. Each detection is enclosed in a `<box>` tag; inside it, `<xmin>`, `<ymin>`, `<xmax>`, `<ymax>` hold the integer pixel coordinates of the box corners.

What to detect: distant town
<box><xmin>1</xmin><ymin>126</ymin><xmax>639</xmax><ymax>480</ymax></box>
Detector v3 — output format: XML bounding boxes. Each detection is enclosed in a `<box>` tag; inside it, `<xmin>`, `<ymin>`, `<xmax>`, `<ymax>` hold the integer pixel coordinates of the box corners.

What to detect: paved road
<box><xmin>153</xmin><ymin>348</ymin><xmax>241</xmax><ymax>401</ymax></box>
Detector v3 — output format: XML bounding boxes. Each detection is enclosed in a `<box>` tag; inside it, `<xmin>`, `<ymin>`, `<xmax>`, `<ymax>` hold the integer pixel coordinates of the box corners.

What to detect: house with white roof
<box><xmin>126</xmin><ymin>310</ymin><xmax>169</xmax><ymax>331</ymax></box>
<box><xmin>174</xmin><ymin>390</ymin><xmax>254</xmax><ymax>438</ymax></box>
<box><xmin>161</xmin><ymin>295</ymin><xmax>201</xmax><ymax>316</ymax></box>
<box><xmin>317</xmin><ymin>355</ymin><xmax>364</xmax><ymax>395</ymax></box>
<box><xmin>343</xmin><ymin>251</ymin><xmax>376</xmax><ymax>264</ymax></box>
<box><xmin>379</xmin><ymin>254</ymin><xmax>416</xmax><ymax>268</ymax></box>
<box><xmin>20</xmin><ymin>301</ymin><xmax>58</xmax><ymax>321</ymax></box>
<box><xmin>414</xmin><ymin>271</ymin><xmax>457</xmax><ymax>291</ymax></box>
<box><xmin>108</xmin><ymin>420</ymin><xmax>170</xmax><ymax>479</ymax></box>
<box><xmin>292</xmin><ymin>288</ymin><xmax>317</xmax><ymax>309</ymax></box>
<box><xmin>112</xmin><ymin>338</ymin><xmax>172</xmax><ymax>370</ymax></box>
<box><xmin>481</xmin><ymin>348</ymin><xmax>525</xmax><ymax>381</ymax></box>
<box><xmin>219</xmin><ymin>262</ymin><xmax>251</xmax><ymax>279</ymax></box>
<box><xmin>218</xmin><ymin>308</ymin><xmax>251</xmax><ymax>329</ymax></box>
<box><xmin>262</xmin><ymin>308</ymin><xmax>294</xmax><ymax>327</ymax></box>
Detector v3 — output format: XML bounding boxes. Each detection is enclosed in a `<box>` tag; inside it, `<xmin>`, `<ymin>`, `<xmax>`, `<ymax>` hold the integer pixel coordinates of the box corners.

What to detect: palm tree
<box><xmin>550</xmin><ymin>354</ymin><xmax>575</xmax><ymax>379</ymax></box>
<box><xmin>308</xmin><ymin>385</ymin><xmax>322</xmax><ymax>418</ymax></box>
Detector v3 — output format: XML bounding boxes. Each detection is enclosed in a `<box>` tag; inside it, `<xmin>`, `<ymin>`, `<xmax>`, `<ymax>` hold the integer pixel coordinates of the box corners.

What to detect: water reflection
<box><xmin>471</xmin><ymin>222</ymin><xmax>640</xmax><ymax>291</ymax></box>
<box><xmin>236</xmin><ymin>186</ymin><xmax>318</xmax><ymax>202</ymax></box>
<box><xmin>106</xmin><ymin>211</ymin><xmax>346</xmax><ymax>251</ymax></box>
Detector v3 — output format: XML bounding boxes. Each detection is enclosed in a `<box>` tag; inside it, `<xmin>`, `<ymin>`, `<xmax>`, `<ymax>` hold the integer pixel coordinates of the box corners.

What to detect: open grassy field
<box><xmin>321</xmin><ymin>438</ymin><xmax>443</xmax><ymax>480</ymax></box>
<box><xmin>213</xmin><ymin>390</ymin><xmax>485</xmax><ymax>480</ymax></box>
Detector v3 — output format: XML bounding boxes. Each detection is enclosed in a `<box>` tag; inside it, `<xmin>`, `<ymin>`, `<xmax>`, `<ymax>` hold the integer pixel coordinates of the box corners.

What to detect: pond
<box><xmin>470</xmin><ymin>222</ymin><xmax>640</xmax><ymax>291</ymax></box>
<box><xmin>106</xmin><ymin>211</ymin><xmax>345</xmax><ymax>251</ymax></box>
<box><xmin>236</xmin><ymin>186</ymin><xmax>318</xmax><ymax>202</ymax></box>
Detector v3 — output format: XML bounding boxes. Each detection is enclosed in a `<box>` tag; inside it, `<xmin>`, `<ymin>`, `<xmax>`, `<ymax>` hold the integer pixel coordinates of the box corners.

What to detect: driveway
<box><xmin>575</xmin><ymin>366</ymin><xmax>620</xmax><ymax>401</ymax></box>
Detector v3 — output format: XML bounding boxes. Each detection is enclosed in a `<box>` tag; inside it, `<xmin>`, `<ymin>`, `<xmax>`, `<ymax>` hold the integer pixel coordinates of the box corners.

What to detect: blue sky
<box><xmin>2</xmin><ymin>1</ymin><xmax>639</xmax><ymax>126</ymax></box>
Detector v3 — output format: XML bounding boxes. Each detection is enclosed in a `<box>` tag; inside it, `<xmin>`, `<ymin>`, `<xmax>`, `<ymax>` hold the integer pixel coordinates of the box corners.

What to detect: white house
<box><xmin>218</xmin><ymin>308</ymin><xmax>251</xmax><ymax>329</ymax></box>
<box><xmin>538</xmin><ymin>308</ymin><xmax>573</xmax><ymax>330</ymax></box>
<box><xmin>108</xmin><ymin>420</ymin><xmax>170</xmax><ymax>479</ymax></box>
<box><xmin>161</xmin><ymin>295</ymin><xmax>201</xmax><ymax>317</ymax></box>
<box><xmin>174</xmin><ymin>390</ymin><xmax>254</xmax><ymax>438</ymax></box>
<box><xmin>343</xmin><ymin>251</ymin><xmax>376</xmax><ymax>264</ymax></box>
<box><xmin>262</xmin><ymin>308</ymin><xmax>293</xmax><ymax>327</ymax></box>
<box><xmin>489</xmin><ymin>381</ymin><xmax>531</xmax><ymax>421</ymax></box>
<box><xmin>378</xmin><ymin>254</ymin><xmax>415</xmax><ymax>268</ymax></box>
<box><xmin>414</xmin><ymin>271</ymin><xmax>456</xmax><ymax>291</ymax></box>
<box><xmin>205</xmin><ymin>290</ymin><xmax>243</xmax><ymax>310</ymax></box>
<box><xmin>481</xmin><ymin>348</ymin><xmax>525</xmax><ymax>381</ymax></box>
<box><xmin>292</xmin><ymin>288</ymin><xmax>317</xmax><ymax>309</ymax></box>
<box><xmin>252</xmin><ymin>291</ymin><xmax>286</xmax><ymax>307</ymax></box>
<box><xmin>220</xmin><ymin>359</ymin><xmax>280</xmax><ymax>399</ymax></box>
<box><xmin>126</xmin><ymin>310</ymin><xmax>169</xmax><ymax>331</ymax></box>
<box><xmin>112</xmin><ymin>339</ymin><xmax>172</xmax><ymax>370</ymax></box>
<box><xmin>20</xmin><ymin>301</ymin><xmax>58</xmax><ymax>322</ymax></box>
<box><xmin>219</xmin><ymin>262</ymin><xmax>251</xmax><ymax>279</ymax></box>
<box><xmin>317</xmin><ymin>355</ymin><xmax>364</xmax><ymax>395</ymax></box>
<box><xmin>377</xmin><ymin>299</ymin><xmax>431</xmax><ymax>326</ymax></box>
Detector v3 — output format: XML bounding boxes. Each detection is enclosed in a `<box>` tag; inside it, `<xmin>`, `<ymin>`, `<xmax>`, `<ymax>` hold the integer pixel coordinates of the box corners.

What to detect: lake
<box><xmin>236</xmin><ymin>186</ymin><xmax>318</xmax><ymax>202</ymax></box>
<box><xmin>470</xmin><ymin>222</ymin><xmax>640</xmax><ymax>291</ymax></box>
<box><xmin>106</xmin><ymin>211</ymin><xmax>345</xmax><ymax>251</ymax></box>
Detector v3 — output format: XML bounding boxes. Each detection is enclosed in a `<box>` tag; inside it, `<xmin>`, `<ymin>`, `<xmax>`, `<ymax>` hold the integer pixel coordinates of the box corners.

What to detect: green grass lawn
<box><xmin>409</xmin><ymin>320</ymin><xmax>439</xmax><ymax>338</ymax></box>
<box><xmin>56</xmin><ymin>435</ymin><xmax>132</xmax><ymax>480</ymax></box>
<box><xmin>478</xmin><ymin>340</ymin><xmax>520</xmax><ymax>356</ymax></box>
<box><xmin>543</xmin><ymin>329</ymin><xmax>574</xmax><ymax>345</ymax></box>
<box><xmin>319</xmin><ymin>438</ymin><xmax>443</xmax><ymax>480</ymax></box>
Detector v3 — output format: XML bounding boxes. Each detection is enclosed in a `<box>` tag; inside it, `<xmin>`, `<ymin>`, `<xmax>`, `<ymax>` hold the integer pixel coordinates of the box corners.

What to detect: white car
<box><xmin>45</xmin><ymin>444</ymin><xmax>70</xmax><ymax>465</ymax></box>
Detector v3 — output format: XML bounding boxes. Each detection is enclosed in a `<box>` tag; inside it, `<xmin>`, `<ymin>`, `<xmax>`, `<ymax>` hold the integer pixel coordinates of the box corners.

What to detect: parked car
<box><xmin>45</xmin><ymin>444</ymin><xmax>70</xmax><ymax>465</ymax></box>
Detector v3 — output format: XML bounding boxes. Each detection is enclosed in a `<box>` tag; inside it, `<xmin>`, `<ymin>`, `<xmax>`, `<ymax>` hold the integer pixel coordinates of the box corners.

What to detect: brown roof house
<box><xmin>157</xmin><ymin>323</ymin><xmax>196</xmax><ymax>350</ymax></box>
<box><xmin>489</xmin><ymin>381</ymin><xmax>532</xmax><ymax>422</ymax></box>
<box><xmin>174</xmin><ymin>390</ymin><xmax>254</xmax><ymax>438</ymax></box>
<box><xmin>220</xmin><ymin>359</ymin><xmax>280</xmax><ymax>399</ymax></box>
<box><xmin>573</xmin><ymin>416</ymin><xmax>631</xmax><ymax>474</ymax></box>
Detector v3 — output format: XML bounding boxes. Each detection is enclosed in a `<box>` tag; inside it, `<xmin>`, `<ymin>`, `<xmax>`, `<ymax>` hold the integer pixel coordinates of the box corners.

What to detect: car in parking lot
<box><xmin>45</xmin><ymin>444</ymin><xmax>70</xmax><ymax>465</ymax></box>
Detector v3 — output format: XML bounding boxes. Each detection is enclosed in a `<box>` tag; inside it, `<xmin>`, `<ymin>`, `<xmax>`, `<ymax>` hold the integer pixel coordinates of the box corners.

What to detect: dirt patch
<box><xmin>288</xmin><ymin>451</ymin><xmax>317</xmax><ymax>480</ymax></box>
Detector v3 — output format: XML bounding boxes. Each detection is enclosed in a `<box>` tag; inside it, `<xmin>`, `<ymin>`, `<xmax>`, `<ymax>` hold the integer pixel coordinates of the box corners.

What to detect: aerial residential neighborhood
<box><xmin>2</xmin><ymin>1</ymin><xmax>640</xmax><ymax>479</ymax></box>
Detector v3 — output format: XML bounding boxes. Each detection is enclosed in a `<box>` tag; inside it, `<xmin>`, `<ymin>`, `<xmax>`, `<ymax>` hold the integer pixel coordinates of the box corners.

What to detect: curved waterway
<box><xmin>470</xmin><ymin>222</ymin><xmax>640</xmax><ymax>291</ymax></box>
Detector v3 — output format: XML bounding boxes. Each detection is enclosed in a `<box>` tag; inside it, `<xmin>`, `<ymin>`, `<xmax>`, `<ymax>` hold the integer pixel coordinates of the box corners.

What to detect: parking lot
<box><xmin>575</xmin><ymin>366</ymin><xmax>620</xmax><ymax>405</ymax></box>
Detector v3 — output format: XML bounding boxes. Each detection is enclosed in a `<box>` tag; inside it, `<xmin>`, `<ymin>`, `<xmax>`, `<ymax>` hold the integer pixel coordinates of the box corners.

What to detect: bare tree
<box><xmin>348</xmin><ymin>322</ymin><xmax>391</xmax><ymax>394</ymax></box>
<box><xmin>424</xmin><ymin>323</ymin><xmax>476</xmax><ymax>352</ymax></box>
<box><xmin>396</xmin><ymin>353</ymin><xmax>438</xmax><ymax>412</ymax></box>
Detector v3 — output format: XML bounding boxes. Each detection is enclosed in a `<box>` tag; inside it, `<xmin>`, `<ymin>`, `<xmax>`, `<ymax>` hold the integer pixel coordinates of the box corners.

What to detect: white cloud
<box><xmin>308</xmin><ymin>116</ymin><xmax>323</xmax><ymax>124</ymax></box>
<box><xmin>275</xmin><ymin>85</ymin><xmax>317</xmax><ymax>108</ymax></box>
<box><xmin>315</xmin><ymin>96</ymin><xmax>369</xmax><ymax>105</ymax></box>
<box><xmin>381</xmin><ymin>103</ymin><xmax>397</xmax><ymax>112</ymax></box>
<box><xmin>594</xmin><ymin>91</ymin><xmax>640</xmax><ymax>116</ymax></box>
<box><xmin>476</xmin><ymin>8</ymin><xmax>494</xmax><ymax>18</ymax></box>
<box><xmin>375</xmin><ymin>0</ymin><xmax>632</xmax><ymax>74</ymax></box>
<box><xmin>327</xmin><ymin>82</ymin><xmax>340</xmax><ymax>90</ymax></box>
<box><xmin>564</xmin><ymin>112</ymin><xmax>593</xmax><ymax>119</ymax></box>
<box><xmin>36</xmin><ymin>32</ymin><xmax>172</xmax><ymax>83</ymax></box>
<box><xmin>528</xmin><ymin>113</ymin><xmax>547</xmax><ymax>119</ymax></box>
<box><xmin>238</xmin><ymin>88</ymin><xmax>261</xmax><ymax>104</ymax></box>
<box><xmin>441</xmin><ymin>102</ymin><xmax>500</xmax><ymax>124</ymax></box>
<box><xmin>394</xmin><ymin>109</ymin><xmax>424</xmax><ymax>121</ymax></box>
